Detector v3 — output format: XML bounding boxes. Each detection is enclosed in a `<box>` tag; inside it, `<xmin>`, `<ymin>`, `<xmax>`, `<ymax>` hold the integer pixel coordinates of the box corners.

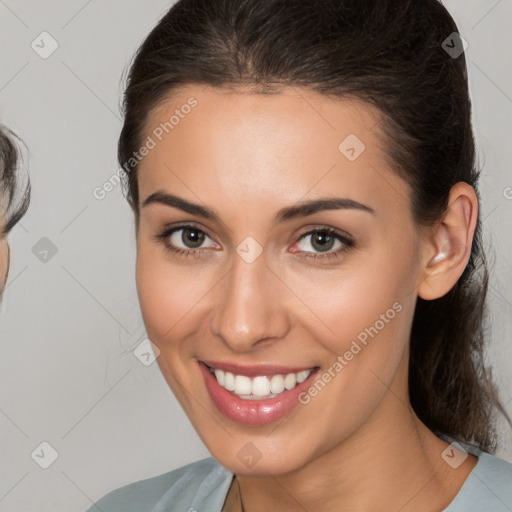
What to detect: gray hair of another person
<box><xmin>0</xmin><ymin>124</ymin><xmax>30</xmax><ymax>238</ymax></box>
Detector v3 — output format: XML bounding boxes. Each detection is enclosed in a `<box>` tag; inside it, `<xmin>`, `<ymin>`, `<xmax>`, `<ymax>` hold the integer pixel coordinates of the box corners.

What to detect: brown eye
<box><xmin>180</xmin><ymin>228</ymin><xmax>206</xmax><ymax>248</ymax></box>
<box><xmin>296</xmin><ymin>229</ymin><xmax>345</xmax><ymax>254</ymax></box>
<box><xmin>155</xmin><ymin>224</ymin><xmax>220</xmax><ymax>255</ymax></box>
<box><xmin>310</xmin><ymin>232</ymin><xmax>336</xmax><ymax>252</ymax></box>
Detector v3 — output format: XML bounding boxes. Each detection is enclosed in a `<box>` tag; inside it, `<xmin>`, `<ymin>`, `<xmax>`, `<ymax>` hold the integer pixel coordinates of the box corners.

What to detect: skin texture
<box><xmin>0</xmin><ymin>232</ymin><xmax>9</xmax><ymax>294</ymax></box>
<box><xmin>135</xmin><ymin>85</ymin><xmax>478</xmax><ymax>511</ymax></box>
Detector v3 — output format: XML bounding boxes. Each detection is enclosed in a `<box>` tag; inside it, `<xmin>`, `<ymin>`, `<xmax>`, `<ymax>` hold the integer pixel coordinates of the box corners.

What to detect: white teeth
<box><xmin>296</xmin><ymin>370</ymin><xmax>310</xmax><ymax>383</ymax></box>
<box><xmin>270</xmin><ymin>375</ymin><xmax>285</xmax><ymax>394</ymax></box>
<box><xmin>224</xmin><ymin>372</ymin><xmax>235</xmax><ymax>391</ymax></box>
<box><xmin>214</xmin><ymin>369</ymin><xmax>225</xmax><ymax>387</ymax></box>
<box><xmin>284</xmin><ymin>373</ymin><xmax>297</xmax><ymax>390</ymax></box>
<box><xmin>234</xmin><ymin>375</ymin><xmax>252</xmax><ymax>395</ymax></box>
<box><xmin>251</xmin><ymin>376</ymin><xmax>270</xmax><ymax>396</ymax></box>
<box><xmin>210</xmin><ymin>367</ymin><xmax>314</xmax><ymax>399</ymax></box>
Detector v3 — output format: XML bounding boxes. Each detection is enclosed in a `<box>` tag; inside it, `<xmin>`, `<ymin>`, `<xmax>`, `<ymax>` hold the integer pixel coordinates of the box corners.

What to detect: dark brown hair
<box><xmin>0</xmin><ymin>125</ymin><xmax>30</xmax><ymax>237</ymax></box>
<box><xmin>118</xmin><ymin>0</ymin><xmax>509</xmax><ymax>451</ymax></box>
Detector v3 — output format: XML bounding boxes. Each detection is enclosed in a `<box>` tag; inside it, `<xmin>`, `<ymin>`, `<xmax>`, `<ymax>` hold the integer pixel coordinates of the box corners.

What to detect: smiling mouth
<box><xmin>204</xmin><ymin>363</ymin><xmax>317</xmax><ymax>400</ymax></box>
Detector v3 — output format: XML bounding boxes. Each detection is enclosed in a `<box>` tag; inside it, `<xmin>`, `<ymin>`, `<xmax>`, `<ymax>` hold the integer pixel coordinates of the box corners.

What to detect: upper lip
<box><xmin>201</xmin><ymin>360</ymin><xmax>317</xmax><ymax>377</ymax></box>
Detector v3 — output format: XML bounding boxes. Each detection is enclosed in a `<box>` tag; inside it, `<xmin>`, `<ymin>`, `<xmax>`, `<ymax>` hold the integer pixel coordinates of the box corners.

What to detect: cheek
<box><xmin>283</xmin><ymin>246</ymin><xmax>417</xmax><ymax>352</ymax></box>
<box><xmin>286</xmin><ymin>272</ymin><xmax>411</xmax><ymax>406</ymax></box>
<box><xmin>275</xmin><ymin>240</ymin><xmax>419</xmax><ymax>423</ymax></box>
<box><xmin>135</xmin><ymin>245</ymin><xmax>223</xmax><ymax>418</ymax></box>
<box><xmin>279</xmin><ymin>261</ymin><xmax>416</xmax><ymax>452</ymax></box>
<box><xmin>135</xmin><ymin>246</ymin><xmax>214</xmax><ymax>349</ymax></box>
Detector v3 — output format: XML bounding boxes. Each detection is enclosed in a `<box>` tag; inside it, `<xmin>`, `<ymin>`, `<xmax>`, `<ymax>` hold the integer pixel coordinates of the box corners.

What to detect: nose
<box><xmin>210</xmin><ymin>249</ymin><xmax>290</xmax><ymax>352</ymax></box>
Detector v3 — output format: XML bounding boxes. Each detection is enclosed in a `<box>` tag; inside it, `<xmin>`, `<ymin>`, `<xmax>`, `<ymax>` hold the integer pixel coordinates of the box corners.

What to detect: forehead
<box><xmin>137</xmin><ymin>84</ymin><xmax>410</xmax><ymax>218</ymax></box>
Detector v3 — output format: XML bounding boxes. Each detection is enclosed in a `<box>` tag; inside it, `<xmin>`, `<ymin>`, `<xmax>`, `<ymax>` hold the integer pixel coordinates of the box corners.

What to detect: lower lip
<box><xmin>198</xmin><ymin>362</ymin><xmax>318</xmax><ymax>425</ymax></box>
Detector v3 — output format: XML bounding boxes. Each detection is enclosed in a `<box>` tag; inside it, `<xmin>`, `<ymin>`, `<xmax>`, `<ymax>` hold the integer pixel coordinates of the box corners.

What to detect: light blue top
<box><xmin>86</xmin><ymin>450</ymin><xmax>512</xmax><ymax>511</ymax></box>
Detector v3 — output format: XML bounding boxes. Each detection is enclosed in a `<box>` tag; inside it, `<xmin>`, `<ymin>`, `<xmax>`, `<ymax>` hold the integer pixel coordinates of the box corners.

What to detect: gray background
<box><xmin>0</xmin><ymin>1</ymin><xmax>511</xmax><ymax>510</ymax></box>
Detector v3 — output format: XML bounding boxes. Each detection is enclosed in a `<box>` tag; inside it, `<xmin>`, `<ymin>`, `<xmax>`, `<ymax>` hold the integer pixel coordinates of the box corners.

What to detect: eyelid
<box><xmin>170</xmin><ymin>227</ymin><xmax>219</xmax><ymax>251</ymax></box>
<box><xmin>288</xmin><ymin>227</ymin><xmax>355</xmax><ymax>264</ymax></box>
<box><xmin>293</xmin><ymin>225</ymin><xmax>354</xmax><ymax>245</ymax></box>
<box><xmin>152</xmin><ymin>222</ymin><xmax>220</xmax><ymax>256</ymax></box>
<box><xmin>164</xmin><ymin>221</ymin><xmax>218</xmax><ymax>244</ymax></box>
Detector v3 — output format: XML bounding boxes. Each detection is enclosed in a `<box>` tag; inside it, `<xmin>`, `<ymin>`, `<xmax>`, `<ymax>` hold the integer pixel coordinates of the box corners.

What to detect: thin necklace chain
<box><xmin>237</xmin><ymin>477</ymin><xmax>245</xmax><ymax>512</ymax></box>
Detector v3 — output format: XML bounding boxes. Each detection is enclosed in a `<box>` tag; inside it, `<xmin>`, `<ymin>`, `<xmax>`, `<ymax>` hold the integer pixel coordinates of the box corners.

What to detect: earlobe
<box><xmin>418</xmin><ymin>182</ymin><xmax>478</xmax><ymax>301</ymax></box>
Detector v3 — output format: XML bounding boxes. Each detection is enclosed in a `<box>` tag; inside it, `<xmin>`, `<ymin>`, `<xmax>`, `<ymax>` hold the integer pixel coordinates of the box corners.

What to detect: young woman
<box><xmin>0</xmin><ymin>125</ymin><xmax>30</xmax><ymax>296</ymax></box>
<box><xmin>87</xmin><ymin>0</ymin><xmax>512</xmax><ymax>510</ymax></box>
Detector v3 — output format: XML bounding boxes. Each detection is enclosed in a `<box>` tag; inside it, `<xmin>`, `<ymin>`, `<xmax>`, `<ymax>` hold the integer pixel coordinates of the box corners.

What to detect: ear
<box><xmin>418</xmin><ymin>182</ymin><xmax>478</xmax><ymax>301</ymax></box>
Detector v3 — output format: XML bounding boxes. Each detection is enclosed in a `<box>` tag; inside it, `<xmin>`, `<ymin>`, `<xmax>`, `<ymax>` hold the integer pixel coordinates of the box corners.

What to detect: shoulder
<box><xmin>85</xmin><ymin>457</ymin><xmax>233</xmax><ymax>512</ymax></box>
<box><xmin>446</xmin><ymin>451</ymin><xmax>512</xmax><ymax>511</ymax></box>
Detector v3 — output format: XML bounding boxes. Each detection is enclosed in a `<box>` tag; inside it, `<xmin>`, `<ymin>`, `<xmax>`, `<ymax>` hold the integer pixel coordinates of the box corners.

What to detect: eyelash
<box><xmin>293</xmin><ymin>227</ymin><xmax>355</xmax><ymax>262</ymax></box>
<box><xmin>153</xmin><ymin>223</ymin><xmax>355</xmax><ymax>263</ymax></box>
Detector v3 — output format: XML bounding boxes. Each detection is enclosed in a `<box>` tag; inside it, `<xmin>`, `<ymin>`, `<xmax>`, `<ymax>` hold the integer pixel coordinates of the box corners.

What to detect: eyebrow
<box><xmin>141</xmin><ymin>191</ymin><xmax>375</xmax><ymax>223</ymax></box>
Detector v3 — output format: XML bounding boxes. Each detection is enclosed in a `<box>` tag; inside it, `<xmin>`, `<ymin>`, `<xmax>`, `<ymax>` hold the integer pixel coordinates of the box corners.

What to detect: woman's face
<box><xmin>135</xmin><ymin>85</ymin><xmax>429</xmax><ymax>475</ymax></box>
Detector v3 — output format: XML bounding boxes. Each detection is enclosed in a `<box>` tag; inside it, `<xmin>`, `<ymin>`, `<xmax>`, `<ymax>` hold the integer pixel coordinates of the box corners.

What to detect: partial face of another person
<box><xmin>134</xmin><ymin>85</ymin><xmax>431</xmax><ymax>475</ymax></box>
<box><xmin>0</xmin><ymin>232</ymin><xmax>9</xmax><ymax>293</ymax></box>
